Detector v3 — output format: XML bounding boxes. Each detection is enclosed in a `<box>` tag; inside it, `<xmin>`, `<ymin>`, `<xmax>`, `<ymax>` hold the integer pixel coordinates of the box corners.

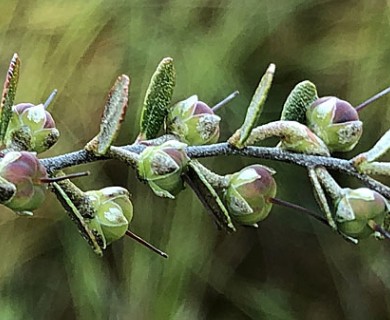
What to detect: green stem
<box><xmin>190</xmin><ymin>160</ymin><xmax>229</xmax><ymax>189</ymax></box>
<box><xmin>109</xmin><ymin>146</ymin><xmax>140</xmax><ymax>168</ymax></box>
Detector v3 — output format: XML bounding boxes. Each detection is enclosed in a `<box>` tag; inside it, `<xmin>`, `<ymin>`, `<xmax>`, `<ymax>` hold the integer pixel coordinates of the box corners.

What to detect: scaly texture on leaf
<box><xmin>138</xmin><ymin>57</ymin><xmax>175</xmax><ymax>140</ymax></box>
<box><xmin>245</xmin><ymin>120</ymin><xmax>330</xmax><ymax>156</ymax></box>
<box><xmin>86</xmin><ymin>75</ymin><xmax>130</xmax><ymax>155</ymax></box>
<box><xmin>51</xmin><ymin>182</ymin><xmax>104</xmax><ymax>256</ymax></box>
<box><xmin>184</xmin><ymin>161</ymin><xmax>236</xmax><ymax>233</ymax></box>
<box><xmin>228</xmin><ymin>63</ymin><xmax>275</xmax><ymax>149</ymax></box>
<box><xmin>280</xmin><ymin>80</ymin><xmax>318</xmax><ymax>123</ymax></box>
<box><xmin>0</xmin><ymin>53</ymin><xmax>20</xmax><ymax>142</ymax></box>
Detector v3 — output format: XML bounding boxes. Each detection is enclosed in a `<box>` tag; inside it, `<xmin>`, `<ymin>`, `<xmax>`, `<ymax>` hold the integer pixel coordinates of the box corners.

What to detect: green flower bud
<box><xmin>86</xmin><ymin>187</ymin><xmax>133</xmax><ymax>245</ymax></box>
<box><xmin>4</xmin><ymin>103</ymin><xmax>60</xmax><ymax>153</ymax></box>
<box><xmin>224</xmin><ymin>164</ymin><xmax>277</xmax><ymax>225</ymax></box>
<box><xmin>306</xmin><ymin>97</ymin><xmax>363</xmax><ymax>152</ymax></box>
<box><xmin>335</xmin><ymin>188</ymin><xmax>388</xmax><ymax>239</ymax></box>
<box><xmin>166</xmin><ymin>95</ymin><xmax>221</xmax><ymax>145</ymax></box>
<box><xmin>137</xmin><ymin>140</ymin><xmax>189</xmax><ymax>198</ymax></box>
<box><xmin>0</xmin><ymin>151</ymin><xmax>47</xmax><ymax>212</ymax></box>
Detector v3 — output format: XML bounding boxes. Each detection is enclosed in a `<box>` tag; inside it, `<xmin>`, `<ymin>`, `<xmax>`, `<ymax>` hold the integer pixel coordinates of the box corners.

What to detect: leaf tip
<box><xmin>267</xmin><ymin>63</ymin><xmax>276</xmax><ymax>75</ymax></box>
<box><xmin>162</xmin><ymin>57</ymin><xmax>173</xmax><ymax>64</ymax></box>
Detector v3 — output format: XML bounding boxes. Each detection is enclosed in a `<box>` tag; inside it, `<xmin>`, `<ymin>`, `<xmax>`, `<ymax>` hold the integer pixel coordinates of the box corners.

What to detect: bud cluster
<box><xmin>1</xmin><ymin>53</ymin><xmax>390</xmax><ymax>259</ymax></box>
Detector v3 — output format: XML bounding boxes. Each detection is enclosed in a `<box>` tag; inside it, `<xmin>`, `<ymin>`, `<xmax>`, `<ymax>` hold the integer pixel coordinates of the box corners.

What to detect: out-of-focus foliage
<box><xmin>1</xmin><ymin>0</ymin><xmax>390</xmax><ymax>319</ymax></box>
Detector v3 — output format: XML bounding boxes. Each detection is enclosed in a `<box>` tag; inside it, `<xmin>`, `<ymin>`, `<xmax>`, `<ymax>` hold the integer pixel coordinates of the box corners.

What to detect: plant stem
<box><xmin>39</xmin><ymin>142</ymin><xmax>390</xmax><ymax>199</ymax></box>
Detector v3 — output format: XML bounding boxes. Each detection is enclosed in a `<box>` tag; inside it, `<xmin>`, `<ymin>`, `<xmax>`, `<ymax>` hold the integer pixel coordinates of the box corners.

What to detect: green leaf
<box><xmin>280</xmin><ymin>80</ymin><xmax>318</xmax><ymax>123</ymax></box>
<box><xmin>353</xmin><ymin>129</ymin><xmax>390</xmax><ymax>164</ymax></box>
<box><xmin>51</xmin><ymin>182</ymin><xmax>104</xmax><ymax>256</ymax></box>
<box><xmin>86</xmin><ymin>74</ymin><xmax>130</xmax><ymax>155</ymax></box>
<box><xmin>149</xmin><ymin>181</ymin><xmax>176</xmax><ymax>199</ymax></box>
<box><xmin>0</xmin><ymin>53</ymin><xmax>20</xmax><ymax>142</ymax></box>
<box><xmin>138</xmin><ymin>57</ymin><xmax>175</xmax><ymax>140</ymax></box>
<box><xmin>229</xmin><ymin>63</ymin><xmax>275</xmax><ymax>149</ymax></box>
<box><xmin>184</xmin><ymin>161</ymin><xmax>236</xmax><ymax>233</ymax></box>
<box><xmin>307</xmin><ymin>167</ymin><xmax>337</xmax><ymax>231</ymax></box>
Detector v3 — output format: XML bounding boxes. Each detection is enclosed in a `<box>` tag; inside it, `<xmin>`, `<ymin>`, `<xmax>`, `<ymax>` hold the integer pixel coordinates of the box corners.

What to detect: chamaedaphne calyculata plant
<box><xmin>1</xmin><ymin>53</ymin><xmax>390</xmax><ymax>258</ymax></box>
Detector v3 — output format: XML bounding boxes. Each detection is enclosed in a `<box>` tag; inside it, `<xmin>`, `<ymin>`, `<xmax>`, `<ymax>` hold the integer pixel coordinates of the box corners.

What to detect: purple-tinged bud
<box><xmin>137</xmin><ymin>140</ymin><xmax>189</xmax><ymax>199</ymax></box>
<box><xmin>306</xmin><ymin>97</ymin><xmax>363</xmax><ymax>152</ymax></box>
<box><xmin>14</xmin><ymin>103</ymin><xmax>56</xmax><ymax>128</ymax></box>
<box><xmin>166</xmin><ymin>95</ymin><xmax>221</xmax><ymax>145</ymax></box>
<box><xmin>4</xmin><ymin>103</ymin><xmax>59</xmax><ymax>153</ymax></box>
<box><xmin>335</xmin><ymin>188</ymin><xmax>388</xmax><ymax>239</ymax></box>
<box><xmin>86</xmin><ymin>187</ymin><xmax>133</xmax><ymax>246</ymax></box>
<box><xmin>224</xmin><ymin>164</ymin><xmax>277</xmax><ymax>225</ymax></box>
<box><xmin>0</xmin><ymin>151</ymin><xmax>47</xmax><ymax>212</ymax></box>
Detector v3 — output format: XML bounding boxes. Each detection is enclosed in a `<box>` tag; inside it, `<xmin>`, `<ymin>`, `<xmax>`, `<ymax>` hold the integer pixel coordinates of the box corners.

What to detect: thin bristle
<box><xmin>126</xmin><ymin>230</ymin><xmax>168</xmax><ymax>258</ymax></box>
<box><xmin>212</xmin><ymin>90</ymin><xmax>239</xmax><ymax>112</ymax></box>
<box><xmin>355</xmin><ymin>86</ymin><xmax>390</xmax><ymax>112</ymax></box>
<box><xmin>44</xmin><ymin>89</ymin><xmax>58</xmax><ymax>109</ymax></box>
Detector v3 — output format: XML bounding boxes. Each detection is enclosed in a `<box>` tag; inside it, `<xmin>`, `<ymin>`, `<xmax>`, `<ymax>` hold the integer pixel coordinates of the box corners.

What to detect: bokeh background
<box><xmin>1</xmin><ymin>0</ymin><xmax>390</xmax><ymax>319</ymax></box>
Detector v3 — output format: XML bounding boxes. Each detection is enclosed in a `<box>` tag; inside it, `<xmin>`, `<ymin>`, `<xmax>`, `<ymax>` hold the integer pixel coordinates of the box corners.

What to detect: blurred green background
<box><xmin>1</xmin><ymin>0</ymin><xmax>390</xmax><ymax>319</ymax></box>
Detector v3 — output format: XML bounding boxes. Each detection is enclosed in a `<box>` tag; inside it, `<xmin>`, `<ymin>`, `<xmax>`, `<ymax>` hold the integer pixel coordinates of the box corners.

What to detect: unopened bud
<box><xmin>137</xmin><ymin>140</ymin><xmax>189</xmax><ymax>198</ymax></box>
<box><xmin>335</xmin><ymin>188</ymin><xmax>388</xmax><ymax>239</ymax></box>
<box><xmin>4</xmin><ymin>103</ymin><xmax>59</xmax><ymax>153</ymax></box>
<box><xmin>306</xmin><ymin>97</ymin><xmax>362</xmax><ymax>152</ymax></box>
<box><xmin>166</xmin><ymin>95</ymin><xmax>221</xmax><ymax>145</ymax></box>
<box><xmin>224</xmin><ymin>164</ymin><xmax>277</xmax><ymax>225</ymax></box>
<box><xmin>0</xmin><ymin>151</ymin><xmax>47</xmax><ymax>211</ymax></box>
<box><xmin>86</xmin><ymin>187</ymin><xmax>133</xmax><ymax>245</ymax></box>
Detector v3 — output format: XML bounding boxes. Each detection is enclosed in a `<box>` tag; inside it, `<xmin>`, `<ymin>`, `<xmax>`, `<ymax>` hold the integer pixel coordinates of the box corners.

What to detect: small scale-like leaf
<box><xmin>149</xmin><ymin>181</ymin><xmax>175</xmax><ymax>199</ymax></box>
<box><xmin>307</xmin><ymin>167</ymin><xmax>337</xmax><ymax>230</ymax></box>
<box><xmin>184</xmin><ymin>161</ymin><xmax>236</xmax><ymax>233</ymax></box>
<box><xmin>244</xmin><ymin>120</ymin><xmax>330</xmax><ymax>156</ymax></box>
<box><xmin>51</xmin><ymin>182</ymin><xmax>104</xmax><ymax>256</ymax></box>
<box><xmin>138</xmin><ymin>57</ymin><xmax>175</xmax><ymax>140</ymax></box>
<box><xmin>228</xmin><ymin>63</ymin><xmax>275</xmax><ymax>149</ymax></box>
<box><xmin>353</xmin><ymin>129</ymin><xmax>390</xmax><ymax>164</ymax></box>
<box><xmin>86</xmin><ymin>75</ymin><xmax>130</xmax><ymax>155</ymax></box>
<box><xmin>280</xmin><ymin>80</ymin><xmax>318</xmax><ymax>123</ymax></box>
<box><xmin>0</xmin><ymin>53</ymin><xmax>21</xmax><ymax>142</ymax></box>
